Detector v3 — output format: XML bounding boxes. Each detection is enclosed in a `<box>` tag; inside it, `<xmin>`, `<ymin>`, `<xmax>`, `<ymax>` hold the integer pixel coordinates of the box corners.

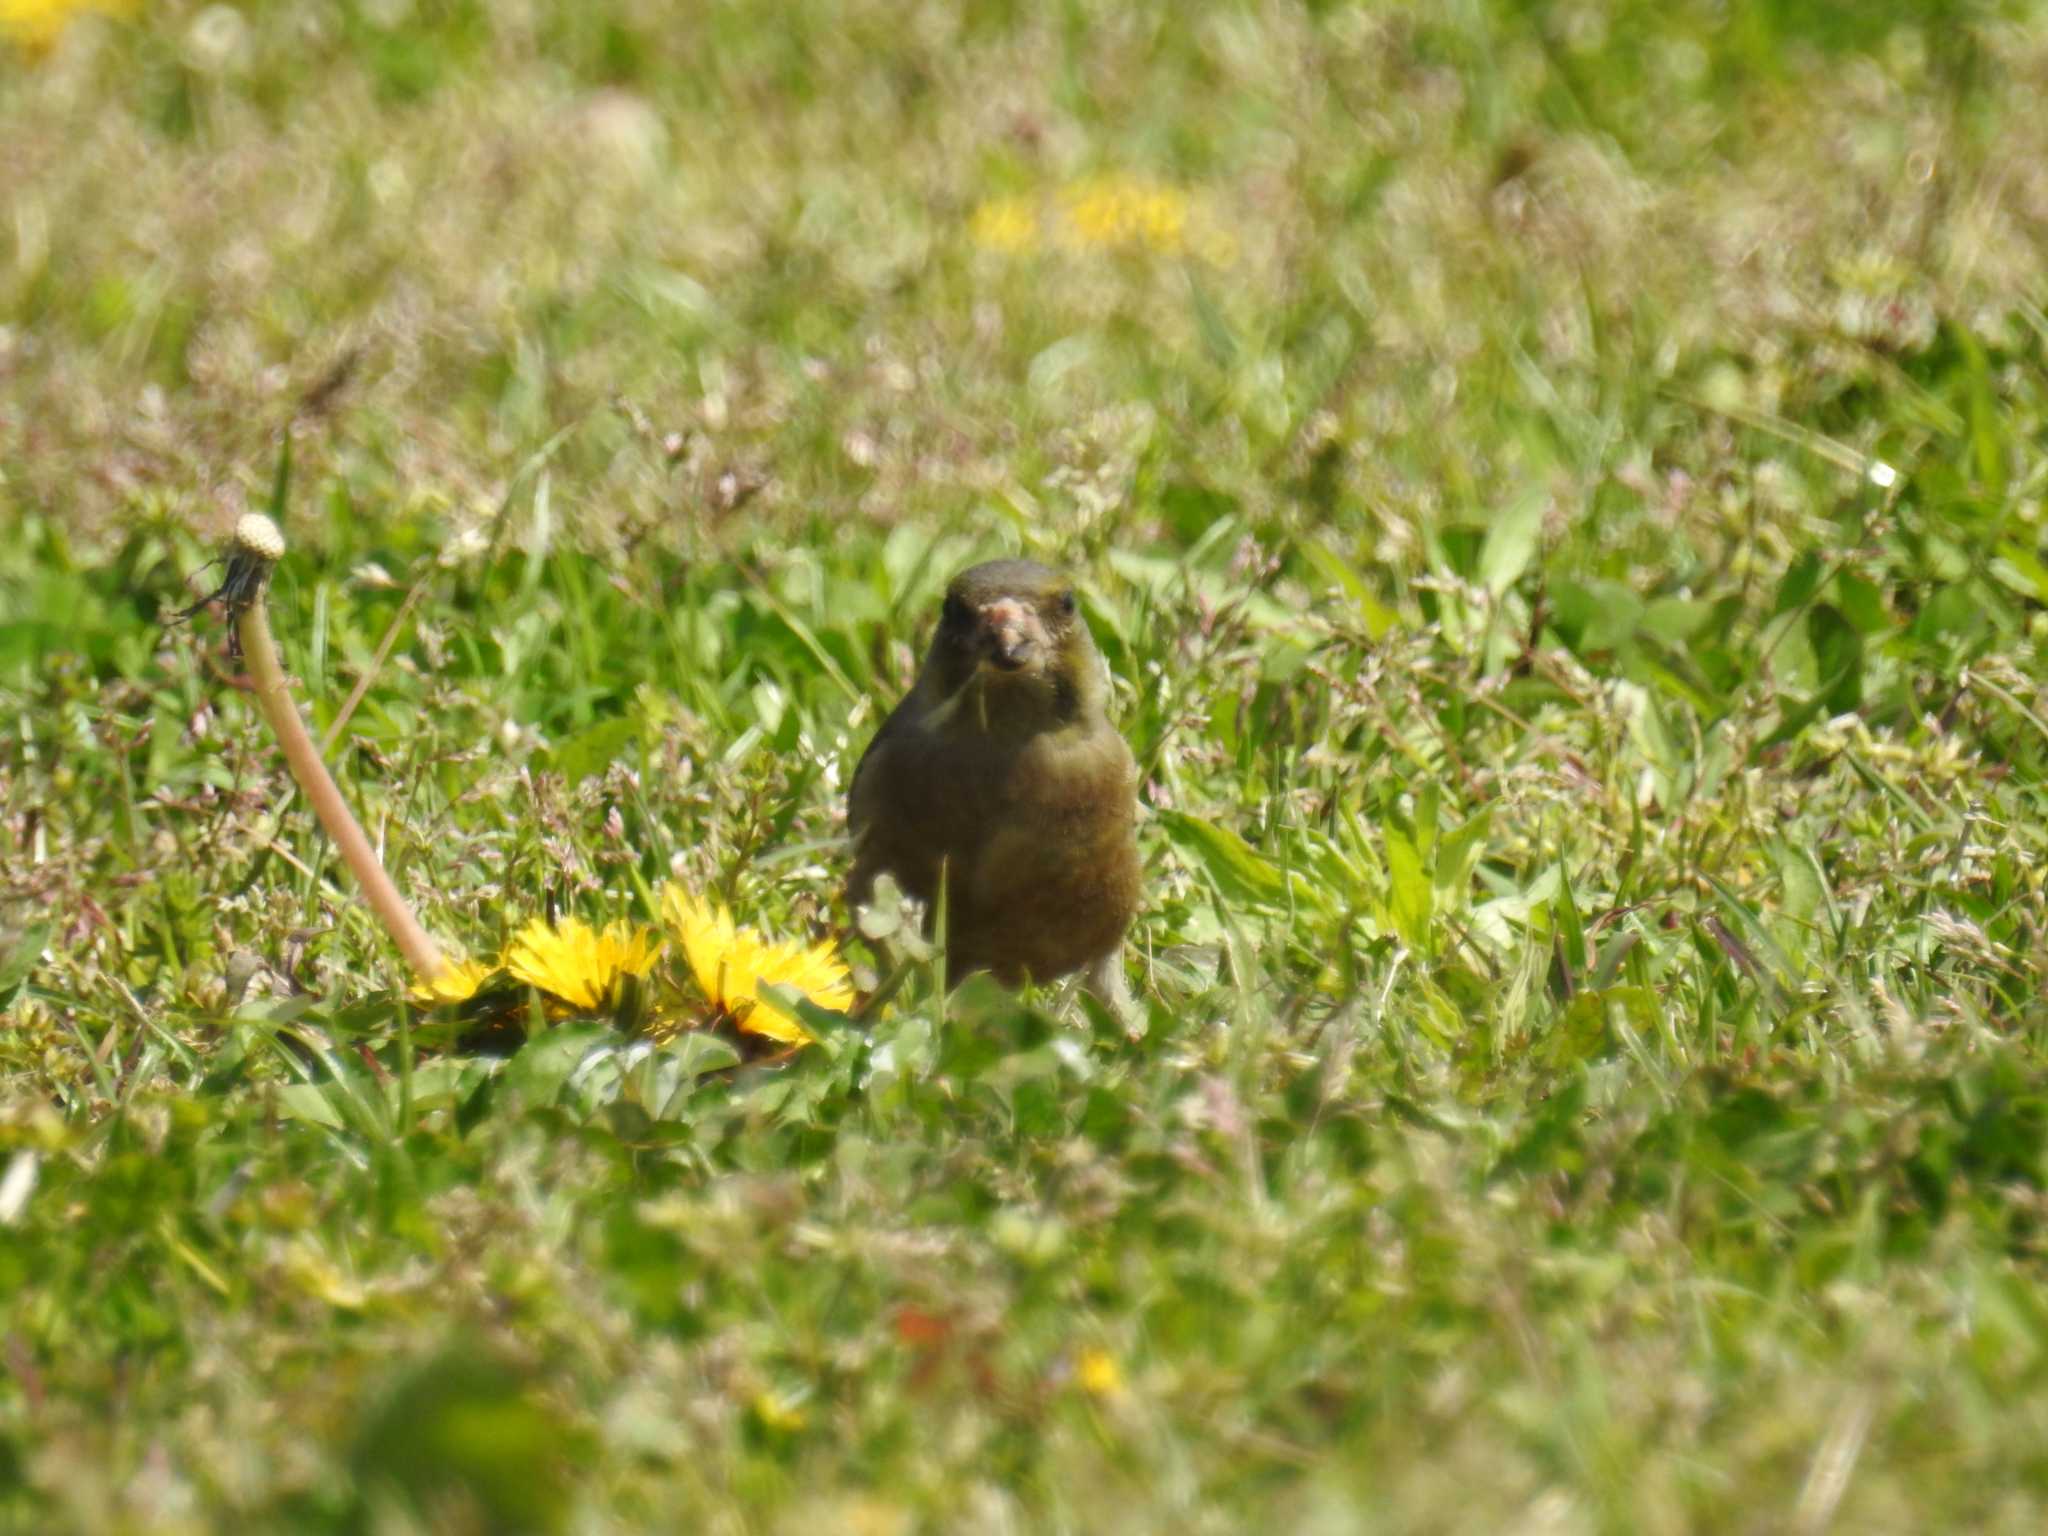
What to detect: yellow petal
<box><xmin>407</xmin><ymin>956</ymin><xmax>497</xmax><ymax>1006</ymax></box>
<box><xmin>659</xmin><ymin>882</ymin><xmax>853</xmax><ymax>1043</ymax></box>
<box><xmin>661</xmin><ymin>883</ymin><xmax>739</xmax><ymax>1004</ymax></box>
<box><xmin>751</xmin><ymin>1389</ymin><xmax>807</xmax><ymax>1433</ymax></box>
<box><xmin>1076</xmin><ymin>1347</ymin><xmax>1123</xmax><ymax>1397</ymax></box>
<box><xmin>503</xmin><ymin>916</ymin><xmax>662</xmax><ymax>1014</ymax></box>
<box><xmin>967</xmin><ymin>195</ymin><xmax>1038</xmax><ymax>253</ymax></box>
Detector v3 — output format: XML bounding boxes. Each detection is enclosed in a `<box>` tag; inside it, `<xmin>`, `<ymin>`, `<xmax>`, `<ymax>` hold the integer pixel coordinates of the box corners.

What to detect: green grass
<box><xmin>8</xmin><ymin>1</ymin><xmax>2048</xmax><ymax>1530</ymax></box>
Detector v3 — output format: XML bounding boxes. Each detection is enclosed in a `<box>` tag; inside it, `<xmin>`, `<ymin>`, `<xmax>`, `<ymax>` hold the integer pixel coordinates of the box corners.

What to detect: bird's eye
<box><xmin>1057</xmin><ymin>590</ymin><xmax>1078</xmax><ymax>617</ymax></box>
<box><xmin>942</xmin><ymin>594</ymin><xmax>970</xmax><ymax>629</ymax></box>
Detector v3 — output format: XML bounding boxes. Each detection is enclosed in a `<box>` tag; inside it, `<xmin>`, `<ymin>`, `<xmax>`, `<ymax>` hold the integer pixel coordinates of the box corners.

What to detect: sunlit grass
<box><xmin>6</xmin><ymin>1</ymin><xmax>2048</xmax><ymax>1531</ymax></box>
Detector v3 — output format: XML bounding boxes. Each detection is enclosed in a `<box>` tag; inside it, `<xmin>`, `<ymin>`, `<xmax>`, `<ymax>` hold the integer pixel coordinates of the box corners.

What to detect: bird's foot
<box><xmin>1080</xmin><ymin>951</ymin><xmax>1145</xmax><ymax>1040</ymax></box>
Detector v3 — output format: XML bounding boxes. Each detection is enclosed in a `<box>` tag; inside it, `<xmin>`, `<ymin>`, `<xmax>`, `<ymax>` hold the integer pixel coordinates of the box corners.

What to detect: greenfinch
<box><xmin>847</xmin><ymin>560</ymin><xmax>1140</xmax><ymax>1014</ymax></box>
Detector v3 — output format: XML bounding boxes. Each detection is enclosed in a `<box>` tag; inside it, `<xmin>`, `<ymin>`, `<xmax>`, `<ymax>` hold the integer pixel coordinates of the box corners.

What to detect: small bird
<box><xmin>847</xmin><ymin>559</ymin><xmax>1141</xmax><ymax>1015</ymax></box>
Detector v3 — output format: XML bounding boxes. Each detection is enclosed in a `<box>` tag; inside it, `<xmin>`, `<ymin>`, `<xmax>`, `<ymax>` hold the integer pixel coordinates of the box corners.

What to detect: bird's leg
<box><xmin>1081</xmin><ymin>948</ymin><xmax>1144</xmax><ymax>1038</ymax></box>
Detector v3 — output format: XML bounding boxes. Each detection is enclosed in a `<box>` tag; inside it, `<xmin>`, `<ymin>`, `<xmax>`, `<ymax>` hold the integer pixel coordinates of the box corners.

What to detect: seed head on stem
<box><xmin>210</xmin><ymin>513</ymin><xmax>449</xmax><ymax>985</ymax></box>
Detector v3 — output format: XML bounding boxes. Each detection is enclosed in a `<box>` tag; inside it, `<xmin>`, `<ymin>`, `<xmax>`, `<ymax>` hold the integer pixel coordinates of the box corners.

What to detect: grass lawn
<box><xmin>8</xmin><ymin>0</ymin><xmax>2048</xmax><ymax>1530</ymax></box>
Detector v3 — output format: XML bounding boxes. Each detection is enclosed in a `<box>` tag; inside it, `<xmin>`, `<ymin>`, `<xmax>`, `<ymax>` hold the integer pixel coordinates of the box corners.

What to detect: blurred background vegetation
<box><xmin>8</xmin><ymin>1</ymin><xmax>2048</xmax><ymax>1532</ymax></box>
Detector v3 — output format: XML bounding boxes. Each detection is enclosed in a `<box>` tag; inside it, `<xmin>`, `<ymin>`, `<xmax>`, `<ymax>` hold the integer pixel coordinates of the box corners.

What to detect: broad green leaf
<box><xmin>1960</xmin><ymin>326</ymin><xmax>2009</xmax><ymax>500</ymax></box>
<box><xmin>1833</xmin><ymin>570</ymin><xmax>1890</xmax><ymax>632</ymax></box>
<box><xmin>0</xmin><ymin>923</ymin><xmax>49</xmax><ymax>1012</ymax></box>
<box><xmin>1773</xmin><ymin>550</ymin><xmax>1823</xmax><ymax>616</ymax></box>
<box><xmin>1770</xmin><ymin>838</ymin><xmax>1825</xmax><ymax>924</ymax></box>
<box><xmin>1552</xmin><ymin>860</ymin><xmax>1588</xmax><ymax>983</ymax></box>
<box><xmin>1551</xmin><ymin>577</ymin><xmax>1643</xmax><ymax>655</ymax></box>
<box><xmin>1806</xmin><ymin>603</ymin><xmax>1863</xmax><ymax>712</ymax></box>
<box><xmin>550</xmin><ymin>715</ymin><xmax>638</xmax><ymax>785</ymax></box>
<box><xmin>1991</xmin><ymin>541</ymin><xmax>2048</xmax><ymax>605</ymax></box>
<box><xmin>1162</xmin><ymin>810</ymin><xmax>1289</xmax><ymax>908</ymax></box>
<box><xmin>1433</xmin><ymin>809</ymin><xmax>1492</xmax><ymax>908</ymax></box>
<box><xmin>276</xmin><ymin>1083</ymin><xmax>347</xmax><ymax>1129</ymax></box>
<box><xmin>1640</xmin><ymin>597</ymin><xmax>1712</xmax><ymax>643</ymax></box>
<box><xmin>1301</xmin><ymin>538</ymin><xmax>1400</xmax><ymax>639</ymax></box>
<box><xmin>503</xmin><ymin>1024</ymin><xmax>613</xmax><ymax>1107</ymax></box>
<box><xmin>1479</xmin><ymin>489</ymin><xmax>1545</xmax><ymax>596</ymax></box>
<box><xmin>1383</xmin><ymin>819</ymin><xmax>1433</xmax><ymax>952</ymax></box>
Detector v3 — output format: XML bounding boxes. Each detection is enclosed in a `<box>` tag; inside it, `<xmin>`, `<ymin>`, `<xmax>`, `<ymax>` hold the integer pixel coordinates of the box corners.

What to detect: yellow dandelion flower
<box><xmin>1051</xmin><ymin>174</ymin><xmax>1211</xmax><ymax>258</ymax></box>
<box><xmin>1075</xmin><ymin>1346</ymin><xmax>1124</xmax><ymax>1397</ymax></box>
<box><xmin>1133</xmin><ymin>189</ymin><xmax>1188</xmax><ymax>252</ymax></box>
<box><xmin>967</xmin><ymin>194</ymin><xmax>1038</xmax><ymax>253</ymax></box>
<box><xmin>751</xmin><ymin>1388</ymin><xmax>809</xmax><ymax>1434</ymax></box>
<box><xmin>407</xmin><ymin>956</ymin><xmax>499</xmax><ymax>1007</ymax></box>
<box><xmin>971</xmin><ymin>174</ymin><xmax>1231</xmax><ymax>266</ymax></box>
<box><xmin>1057</xmin><ymin>176</ymin><xmax>1136</xmax><ymax>248</ymax></box>
<box><xmin>661</xmin><ymin>883</ymin><xmax>854</xmax><ymax>1045</ymax></box>
<box><xmin>1</xmin><ymin>0</ymin><xmax>134</xmax><ymax>55</ymax></box>
<box><xmin>503</xmin><ymin>915</ymin><xmax>663</xmax><ymax>1014</ymax></box>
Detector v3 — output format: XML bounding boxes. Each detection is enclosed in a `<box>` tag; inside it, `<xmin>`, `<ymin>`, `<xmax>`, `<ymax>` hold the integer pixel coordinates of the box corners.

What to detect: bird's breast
<box><xmin>854</xmin><ymin>716</ymin><xmax>1140</xmax><ymax>984</ymax></box>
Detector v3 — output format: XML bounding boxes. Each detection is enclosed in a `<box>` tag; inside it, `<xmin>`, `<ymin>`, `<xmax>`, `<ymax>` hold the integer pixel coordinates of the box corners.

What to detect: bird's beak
<box><xmin>976</xmin><ymin>598</ymin><xmax>1043</xmax><ymax>673</ymax></box>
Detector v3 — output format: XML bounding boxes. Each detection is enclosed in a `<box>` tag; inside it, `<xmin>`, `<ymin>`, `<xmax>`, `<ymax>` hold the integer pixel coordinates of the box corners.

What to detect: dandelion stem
<box><xmin>220</xmin><ymin>513</ymin><xmax>448</xmax><ymax>983</ymax></box>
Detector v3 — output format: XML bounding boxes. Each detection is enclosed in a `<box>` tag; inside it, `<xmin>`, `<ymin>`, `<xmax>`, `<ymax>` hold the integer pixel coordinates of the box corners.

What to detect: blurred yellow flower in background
<box><xmin>1075</xmin><ymin>1346</ymin><xmax>1124</xmax><ymax>1398</ymax></box>
<box><xmin>503</xmin><ymin>915</ymin><xmax>663</xmax><ymax>1014</ymax></box>
<box><xmin>1</xmin><ymin>0</ymin><xmax>135</xmax><ymax>55</ymax></box>
<box><xmin>967</xmin><ymin>195</ymin><xmax>1038</xmax><ymax>254</ymax></box>
<box><xmin>661</xmin><ymin>884</ymin><xmax>853</xmax><ymax>1046</ymax></box>
<box><xmin>967</xmin><ymin>174</ymin><xmax>1235</xmax><ymax>266</ymax></box>
<box><xmin>1059</xmin><ymin>174</ymin><xmax>1189</xmax><ymax>251</ymax></box>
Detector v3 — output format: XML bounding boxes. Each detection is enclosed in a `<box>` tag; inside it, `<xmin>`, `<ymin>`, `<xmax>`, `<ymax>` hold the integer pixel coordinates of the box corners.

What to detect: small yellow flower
<box><xmin>1075</xmin><ymin>1346</ymin><xmax>1124</xmax><ymax>1397</ymax></box>
<box><xmin>1057</xmin><ymin>177</ymin><xmax>1128</xmax><ymax>247</ymax></box>
<box><xmin>661</xmin><ymin>884</ymin><xmax>854</xmax><ymax>1045</ymax></box>
<box><xmin>1134</xmin><ymin>189</ymin><xmax>1188</xmax><ymax>251</ymax></box>
<box><xmin>971</xmin><ymin>174</ymin><xmax>1230</xmax><ymax>264</ymax></box>
<box><xmin>407</xmin><ymin>956</ymin><xmax>498</xmax><ymax>1007</ymax></box>
<box><xmin>967</xmin><ymin>194</ymin><xmax>1038</xmax><ymax>253</ymax></box>
<box><xmin>751</xmin><ymin>1388</ymin><xmax>809</xmax><ymax>1434</ymax></box>
<box><xmin>0</xmin><ymin>0</ymin><xmax>134</xmax><ymax>55</ymax></box>
<box><xmin>282</xmin><ymin>1241</ymin><xmax>367</xmax><ymax>1311</ymax></box>
<box><xmin>1057</xmin><ymin>175</ymin><xmax>1193</xmax><ymax>253</ymax></box>
<box><xmin>503</xmin><ymin>915</ymin><xmax>663</xmax><ymax>1014</ymax></box>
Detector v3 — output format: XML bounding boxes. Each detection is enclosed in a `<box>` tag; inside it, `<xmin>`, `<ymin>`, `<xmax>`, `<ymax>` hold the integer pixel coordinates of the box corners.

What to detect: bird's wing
<box><xmin>844</xmin><ymin>704</ymin><xmax>916</xmax><ymax>912</ymax></box>
<box><xmin>846</xmin><ymin>711</ymin><xmax>898</xmax><ymax>840</ymax></box>
<box><xmin>848</xmin><ymin>680</ymin><xmax>933</xmax><ymax>861</ymax></box>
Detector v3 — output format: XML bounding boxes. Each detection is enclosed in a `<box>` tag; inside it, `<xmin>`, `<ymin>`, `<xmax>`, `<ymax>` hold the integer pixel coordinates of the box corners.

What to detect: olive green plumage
<box><xmin>847</xmin><ymin>560</ymin><xmax>1140</xmax><ymax>1005</ymax></box>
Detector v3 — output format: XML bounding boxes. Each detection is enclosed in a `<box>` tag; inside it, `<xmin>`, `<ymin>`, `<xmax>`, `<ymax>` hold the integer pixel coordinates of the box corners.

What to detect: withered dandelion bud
<box><xmin>206</xmin><ymin>510</ymin><xmax>450</xmax><ymax>987</ymax></box>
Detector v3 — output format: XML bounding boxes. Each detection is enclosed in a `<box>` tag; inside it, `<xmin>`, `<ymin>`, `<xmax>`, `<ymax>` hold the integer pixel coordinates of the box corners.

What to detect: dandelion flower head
<box><xmin>407</xmin><ymin>955</ymin><xmax>499</xmax><ymax>1007</ymax></box>
<box><xmin>967</xmin><ymin>173</ymin><xmax>1235</xmax><ymax>266</ymax></box>
<box><xmin>661</xmin><ymin>884</ymin><xmax>853</xmax><ymax>1045</ymax></box>
<box><xmin>503</xmin><ymin>915</ymin><xmax>663</xmax><ymax>1014</ymax></box>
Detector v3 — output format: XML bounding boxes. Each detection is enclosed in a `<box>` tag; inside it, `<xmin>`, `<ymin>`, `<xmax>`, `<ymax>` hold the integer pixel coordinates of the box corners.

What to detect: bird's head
<box><xmin>918</xmin><ymin>559</ymin><xmax>1107</xmax><ymax>732</ymax></box>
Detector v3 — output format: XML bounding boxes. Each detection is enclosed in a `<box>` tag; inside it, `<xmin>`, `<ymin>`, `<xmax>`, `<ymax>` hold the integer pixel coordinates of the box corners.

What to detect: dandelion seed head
<box><xmin>234</xmin><ymin>513</ymin><xmax>287</xmax><ymax>563</ymax></box>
